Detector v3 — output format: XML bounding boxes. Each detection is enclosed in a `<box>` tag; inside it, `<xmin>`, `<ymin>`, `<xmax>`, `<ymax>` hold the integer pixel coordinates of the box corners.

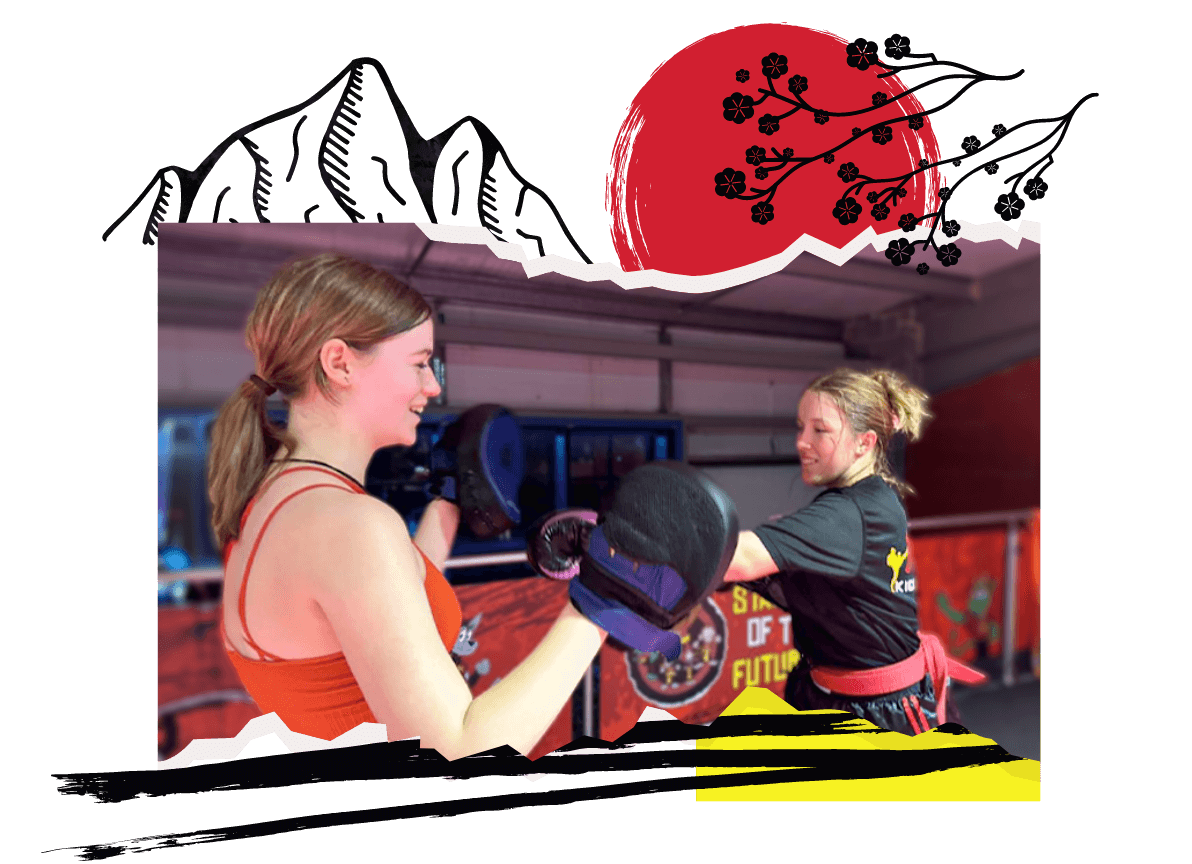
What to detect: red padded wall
<box><xmin>906</xmin><ymin>358</ymin><xmax>1039</xmax><ymax>518</ymax></box>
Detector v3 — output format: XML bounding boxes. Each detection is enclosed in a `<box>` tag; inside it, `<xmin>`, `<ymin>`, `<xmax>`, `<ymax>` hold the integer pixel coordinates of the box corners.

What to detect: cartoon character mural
<box><xmin>450</xmin><ymin>613</ymin><xmax>494</xmax><ymax>689</ymax></box>
<box><xmin>937</xmin><ymin>574</ymin><xmax>999</xmax><ymax>660</ymax></box>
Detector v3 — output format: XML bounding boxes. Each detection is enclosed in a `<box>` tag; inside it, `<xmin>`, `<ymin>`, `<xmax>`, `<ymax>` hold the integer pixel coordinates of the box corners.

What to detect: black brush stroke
<box><xmin>56</xmin><ymin>705</ymin><xmax>1020</xmax><ymax>805</ymax></box>
<box><xmin>43</xmin><ymin>774</ymin><xmax>689</xmax><ymax>857</ymax></box>
<box><xmin>48</xmin><ymin>748</ymin><xmax>1034</xmax><ymax>858</ymax></box>
<box><xmin>303</xmin><ymin>204</ymin><xmax>319</xmax><ymax>222</ymax></box>
<box><xmin>51</xmin><ymin>729</ymin><xmax>1029</xmax><ymax>858</ymax></box>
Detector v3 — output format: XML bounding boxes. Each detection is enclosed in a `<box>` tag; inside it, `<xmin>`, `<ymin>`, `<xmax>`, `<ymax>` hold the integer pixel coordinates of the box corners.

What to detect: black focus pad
<box><xmin>443</xmin><ymin>404</ymin><xmax>525</xmax><ymax>539</ymax></box>
<box><xmin>585</xmin><ymin>461</ymin><xmax>739</xmax><ymax>629</ymax></box>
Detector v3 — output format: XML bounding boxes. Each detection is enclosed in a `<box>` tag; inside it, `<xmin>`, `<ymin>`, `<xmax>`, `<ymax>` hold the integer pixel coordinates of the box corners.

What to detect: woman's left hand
<box><xmin>414</xmin><ymin>497</ymin><xmax>461</xmax><ymax>573</ymax></box>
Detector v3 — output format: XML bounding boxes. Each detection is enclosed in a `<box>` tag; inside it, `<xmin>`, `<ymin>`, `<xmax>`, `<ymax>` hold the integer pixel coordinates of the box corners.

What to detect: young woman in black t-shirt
<box><xmin>723</xmin><ymin>368</ymin><xmax>981</xmax><ymax>734</ymax></box>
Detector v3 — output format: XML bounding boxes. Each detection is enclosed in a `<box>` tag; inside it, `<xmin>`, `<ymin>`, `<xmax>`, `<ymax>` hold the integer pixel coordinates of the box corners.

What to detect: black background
<box><xmin>48</xmin><ymin>13</ymin><xmax>1082</xmax><ymax>848</ymax></box>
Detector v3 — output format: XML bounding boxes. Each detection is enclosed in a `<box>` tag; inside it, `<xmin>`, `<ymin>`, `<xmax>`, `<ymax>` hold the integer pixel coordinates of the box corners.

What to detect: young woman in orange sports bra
<box><xmin>208</xmin><ymin>253</ymin><xmax>606</xmax><ymax>759</ymax></box>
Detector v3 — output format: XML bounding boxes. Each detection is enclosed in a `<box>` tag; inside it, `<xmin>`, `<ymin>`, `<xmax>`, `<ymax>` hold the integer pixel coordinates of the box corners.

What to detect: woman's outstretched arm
<box><xmin>723</xmin><ymin>531</ymin><xmax>780</xmax><ymax>583</ymax></box>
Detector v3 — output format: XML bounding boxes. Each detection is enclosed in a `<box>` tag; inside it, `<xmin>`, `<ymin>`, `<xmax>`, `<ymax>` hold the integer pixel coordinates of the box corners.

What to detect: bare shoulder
<box><xmin>291</xmin><ymin>488</ymin><xmax>410</xmax><ymax>538</ymax></box>
<box><xmin>273</xmin><ymin>489</ymin><xmax>422</xmax><ymax>592</ymax></box>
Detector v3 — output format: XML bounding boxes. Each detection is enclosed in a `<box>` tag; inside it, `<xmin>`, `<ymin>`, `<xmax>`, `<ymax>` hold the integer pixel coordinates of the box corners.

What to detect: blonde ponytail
<box><xmin>871</xmin><ymin>369</ymin><xmax>931</xmax><ymax>442</ymax></box>
<box><xmin>806</xmin><ymin>367</ymin><xmax>932</xmax><ymax>496</ymax></box>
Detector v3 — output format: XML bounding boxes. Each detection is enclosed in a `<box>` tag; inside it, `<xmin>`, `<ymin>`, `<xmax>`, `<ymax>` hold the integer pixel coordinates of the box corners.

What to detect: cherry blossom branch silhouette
<box><xmin>713</xmin><ymin>35</ymin><xmax>1097</xmax><ymax>274</ymax></box>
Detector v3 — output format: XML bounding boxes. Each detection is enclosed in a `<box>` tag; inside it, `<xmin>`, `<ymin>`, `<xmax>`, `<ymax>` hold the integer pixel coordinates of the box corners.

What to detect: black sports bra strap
<box><xmin>274</xmin><ymin>459</ymin><xmax>364</xmax><ymax>490</ymax></box>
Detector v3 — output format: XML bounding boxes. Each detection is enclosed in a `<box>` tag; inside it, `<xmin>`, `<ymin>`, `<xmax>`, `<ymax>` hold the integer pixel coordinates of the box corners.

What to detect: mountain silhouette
<box><xmin>105</xmin><ymin>58</ymin><xmax>590</xmax><ymax>263</ymax></box>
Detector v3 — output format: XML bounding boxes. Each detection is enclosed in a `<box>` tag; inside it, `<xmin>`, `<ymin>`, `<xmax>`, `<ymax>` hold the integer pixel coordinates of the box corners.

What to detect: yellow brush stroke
<box><xmin>696</xmin><ymin>762</ymin><xmax>1039</xmax><ymax>801</ymax></box>
<box><xmin>696</xmin><ymin>688</ymin><xmax>1039</xmax><ymax>801</ymax></box>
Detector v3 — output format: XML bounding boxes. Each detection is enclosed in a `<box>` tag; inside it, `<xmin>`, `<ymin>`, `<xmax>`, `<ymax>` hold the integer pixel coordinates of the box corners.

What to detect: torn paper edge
<box><xmin>157</xmin><ymin>705</ymin><xmax>691</xmax><ymax>781</ymax></box>
<box><xmin>412</xmin><ymin>219</ymin><xmax>1044</xmax><ymax>293</ymax></box>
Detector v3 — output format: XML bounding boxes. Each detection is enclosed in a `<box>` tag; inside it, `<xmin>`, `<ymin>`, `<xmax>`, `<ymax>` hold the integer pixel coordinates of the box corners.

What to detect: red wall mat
<box><xmin>159</xmin><ymin>606</ymin><xmax>249</xmax><ymax>707</ymax></box>
<box><xmin>910</xmin><ymin>514</ymin><xmax>1039</xmax><ymax>665</ymax></box>
<box><xmin>906</xmin><ymin>357</ymin><xmax>1039</xmax><ymax>519</ymax></box>
<box><xmin>159</xmin><ymin>605</ymin><xmax>262</xmax><ymax>759</ymax></box>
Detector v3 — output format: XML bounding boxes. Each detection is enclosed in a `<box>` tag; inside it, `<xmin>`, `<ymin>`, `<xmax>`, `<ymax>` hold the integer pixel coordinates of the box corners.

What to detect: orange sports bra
<box><xmin>223</xmin><ymin>465</ymin><xmax>462</xmax><ymax>740</ymax></box>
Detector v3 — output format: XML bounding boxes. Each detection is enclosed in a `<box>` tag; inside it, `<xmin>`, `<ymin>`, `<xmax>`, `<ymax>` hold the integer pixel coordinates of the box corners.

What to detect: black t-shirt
<box><xmin>749</xmin><ymin>475</ymin><xmax>919</xmax><ymax>669</ymax></box>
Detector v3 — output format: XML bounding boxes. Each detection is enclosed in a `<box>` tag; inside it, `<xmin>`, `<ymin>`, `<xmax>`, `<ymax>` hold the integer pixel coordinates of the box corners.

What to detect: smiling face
<box><xmin>349</xmin><ymin>318</ymin><xmax>441</xmax><ymax>448</ymax></box>
<box><xmin>795</xmin><ymin>390</ymin><xmax>875</xmax><ymax>488</ymax></box>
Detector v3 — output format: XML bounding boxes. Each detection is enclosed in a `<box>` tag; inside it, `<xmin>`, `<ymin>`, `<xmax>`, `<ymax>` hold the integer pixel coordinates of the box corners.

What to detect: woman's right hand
<box><xmin>525</xmin><ymin>509</ymin><xmax>597</xmax><ymax>580</ymax></box>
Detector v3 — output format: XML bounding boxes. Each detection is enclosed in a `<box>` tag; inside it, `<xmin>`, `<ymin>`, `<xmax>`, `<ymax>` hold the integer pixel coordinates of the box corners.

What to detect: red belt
<box><xmin>809</xmin><ymin>632</ymin><xmax>986</xmax><ymax>730</ymax></box>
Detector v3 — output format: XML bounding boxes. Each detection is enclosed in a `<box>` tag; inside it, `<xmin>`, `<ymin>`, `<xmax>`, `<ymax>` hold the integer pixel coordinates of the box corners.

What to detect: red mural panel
<box><xmin>159</xmin><ymin>605</ymin><xmax>261</xmax><ymax>759</ymax></box>
<box><xmin>450</xmin><ymin>578</ymin><xmax>574</xmax><ymax>760</ymax></box>
<box><xmin>159</xmin><ymin>606</ymin><xmax>245</xmax><ymax>706</ymax></box>
<box><xmin>599</xmin><ymin>586</ymin><xmax>800</xmax><ymax>743</ymax></box>
<box><xmin>911</xmin><ymin>514</ymin><xmax>1040</xmax><ymax>667</ymax></box>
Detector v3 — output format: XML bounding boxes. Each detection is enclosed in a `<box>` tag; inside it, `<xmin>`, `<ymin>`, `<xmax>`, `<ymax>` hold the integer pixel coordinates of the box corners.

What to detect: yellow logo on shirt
<box><xmin>887</xmin><ymin>547</ymin><xmax>914</xmax><ymax>593</ymax></box>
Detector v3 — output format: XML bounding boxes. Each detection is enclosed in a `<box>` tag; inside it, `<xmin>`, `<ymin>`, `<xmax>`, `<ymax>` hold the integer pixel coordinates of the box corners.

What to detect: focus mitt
<box><xmin>569</xmin><ymin>461</ymin><xmax>739</xmax><ymax>660</ymax></box>
<box><xmin>429</xmin><ymin>404</ymin><xmax>525</xmax><ymax>539</ymax></box>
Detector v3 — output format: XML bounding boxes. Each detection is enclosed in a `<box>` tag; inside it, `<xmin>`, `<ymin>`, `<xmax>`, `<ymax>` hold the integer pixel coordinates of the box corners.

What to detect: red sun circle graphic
<box><xmin>608</xmin><ymin>24</ymin><xmax>941</xmax><ymax>276</ymax></box>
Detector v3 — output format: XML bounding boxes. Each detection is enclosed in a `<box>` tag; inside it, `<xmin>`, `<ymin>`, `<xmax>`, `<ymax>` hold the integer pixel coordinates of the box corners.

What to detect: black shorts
<box><xmin>784</xmin><ymin>663</ymin><xmax>940</xmax><ymax>736</ymax></box>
